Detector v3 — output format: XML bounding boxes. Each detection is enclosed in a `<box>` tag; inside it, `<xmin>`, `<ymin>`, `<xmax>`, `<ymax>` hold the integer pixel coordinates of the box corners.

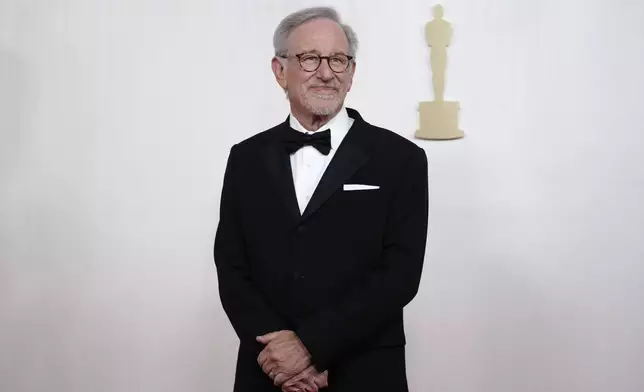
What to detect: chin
<box><xmin>304</xmin><ymin>95</ymin><xmax>342</xmax><ymax>116</ymax></box>
<box><xmin>310</xmin><ymin>102</ymin><xmax>341</xmax><ymax>116</ymax></box>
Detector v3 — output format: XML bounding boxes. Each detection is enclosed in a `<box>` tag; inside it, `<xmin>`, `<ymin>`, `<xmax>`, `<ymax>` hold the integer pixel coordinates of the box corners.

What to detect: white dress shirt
<box><xmin>289</xmin><ymin>107</ymin><xmax>355</xmax><ymax>214</ymax></box>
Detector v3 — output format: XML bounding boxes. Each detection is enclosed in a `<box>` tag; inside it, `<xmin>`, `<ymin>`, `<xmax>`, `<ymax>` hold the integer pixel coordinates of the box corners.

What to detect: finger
<box><xmin>316</xmin><ymin>371</ymin><xmax>328</xmax><ymax>388</ymax></box>
<box><xmin>282</xmin><ymin>374</ymin><xmax>306</xmax><ymax>389</ymax></box>
<box><xmin>308</xmin><ymin>374</ymin><xmax>321</xmax><ymax>392</ymax></box>
<box><xmin>256</xmin><ymin>331</ymin><xmax>281</xmax><ymax>344</ymax></box>
<box><xmin>287</xmin><ymin>373</ymin><xmax>315</xmax><ymax>392</ymax></box>
<box><xmin>318</xmin><ymin>377</ymin><xmax>328</xmax><ymax>388</ymax></box>
<box><xmin>285</xmin><ymin>381</ymin><xmax>306</xmax><ymax>392</ymax></box>
<box><xmin>257</xmin><ymin>350</ymin><xmax>270</xmax><ymax>366</ymax></box>
<box><xmin>262</xmin><ymin>360</ymin><xmax>276</xmax><ymax>375</ymax></box>
<box><xmin>274</xmin><ymin>372</ymin><xmax>290</xmax><ymax>386</ymax></box>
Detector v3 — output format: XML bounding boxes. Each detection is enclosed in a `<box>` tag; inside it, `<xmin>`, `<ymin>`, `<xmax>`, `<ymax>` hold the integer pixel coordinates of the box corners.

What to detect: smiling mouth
<box><xmin>311</xmin><ymin>86</ymin><xmax>337</xmax><ymax>92</ymax></box>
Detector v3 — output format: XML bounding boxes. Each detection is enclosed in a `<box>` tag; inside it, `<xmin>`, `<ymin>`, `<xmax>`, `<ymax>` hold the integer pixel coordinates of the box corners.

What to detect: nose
<box><xmin>316</xmin><ymin>58</ymin><xmax>334</xmax><ymax>81</ymax></box>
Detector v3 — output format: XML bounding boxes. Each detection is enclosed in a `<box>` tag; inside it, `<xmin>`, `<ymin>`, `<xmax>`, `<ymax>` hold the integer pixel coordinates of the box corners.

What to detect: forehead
<box><xmin>286</xmin><ymin>18</ymin><xmax>350</xmax><ymax>54</ymax></box>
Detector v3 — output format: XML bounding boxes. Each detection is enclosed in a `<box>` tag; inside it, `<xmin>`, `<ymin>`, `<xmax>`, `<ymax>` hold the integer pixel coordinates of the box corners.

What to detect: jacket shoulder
<box><xmin>227</xmin><ymin>122</ymin><xmax>283</xmax><ymax>156</ymax></box>
<box><xmin>362</xmin><ymin>122</ymin><xmax>425</xmax><ymax>158</ymax></box>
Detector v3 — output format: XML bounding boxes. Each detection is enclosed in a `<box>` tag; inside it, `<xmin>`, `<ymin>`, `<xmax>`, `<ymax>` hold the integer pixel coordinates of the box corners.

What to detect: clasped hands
<box><xmin>257</xmin><ymin>331</ymin><xmax>328</xmax><ymax>392</ymax></box>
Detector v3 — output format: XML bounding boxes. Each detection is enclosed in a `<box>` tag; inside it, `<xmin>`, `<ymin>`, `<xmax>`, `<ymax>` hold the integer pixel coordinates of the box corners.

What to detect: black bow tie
<box><xmin>283</xmin><ymin>128</ymin><xmax>332</xmax><ymax>155</ymax></box>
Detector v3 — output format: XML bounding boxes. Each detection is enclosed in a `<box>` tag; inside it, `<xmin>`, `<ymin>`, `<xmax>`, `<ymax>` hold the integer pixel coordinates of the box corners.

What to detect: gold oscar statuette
<box><xmin>416</xmin><ymin>4</ymin><xmax>464</xmax><ymax>140</ymax></box>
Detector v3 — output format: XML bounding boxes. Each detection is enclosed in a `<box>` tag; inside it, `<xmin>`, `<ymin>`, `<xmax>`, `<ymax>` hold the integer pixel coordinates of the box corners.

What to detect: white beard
<box><xmin>303</xmin><ymin>91</ymin><xmax>343</xmax><ymax>116</ymax></box>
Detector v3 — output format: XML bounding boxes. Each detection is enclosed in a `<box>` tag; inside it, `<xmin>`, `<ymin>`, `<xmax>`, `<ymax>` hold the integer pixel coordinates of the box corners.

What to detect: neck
<box><xmin>291</xmin><ymin>106</ymin><xmax>342</xmax><ymax>132</ymax></box>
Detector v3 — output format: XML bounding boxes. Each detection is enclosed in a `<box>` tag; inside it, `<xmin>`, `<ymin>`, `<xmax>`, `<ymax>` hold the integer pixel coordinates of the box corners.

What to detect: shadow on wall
<box><xmin>0</xmin><ymin>48</ymin><xmax>28</xmax><ymax>186</ymax></box>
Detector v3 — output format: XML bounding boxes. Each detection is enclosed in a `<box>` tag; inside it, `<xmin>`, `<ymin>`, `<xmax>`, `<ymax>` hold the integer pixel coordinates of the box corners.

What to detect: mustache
<box><xmin>308</xmin><ymin>85</ymin><xmax>339</xmax><ymax>91</ymax></box>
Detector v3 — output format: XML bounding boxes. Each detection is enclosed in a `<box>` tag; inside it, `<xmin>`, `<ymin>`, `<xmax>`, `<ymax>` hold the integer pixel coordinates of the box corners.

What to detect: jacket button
<box><xmin>297</xmin><ymin>225</ymin><xmax>305</xmax><ymax>233</ymax></box>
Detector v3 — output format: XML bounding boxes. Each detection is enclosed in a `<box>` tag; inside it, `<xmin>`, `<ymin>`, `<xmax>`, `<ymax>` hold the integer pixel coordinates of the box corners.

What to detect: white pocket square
<box><xmin>343</xmin><ymin>184</ymin><xmax>380</xmax><ymax>191</ymax></box>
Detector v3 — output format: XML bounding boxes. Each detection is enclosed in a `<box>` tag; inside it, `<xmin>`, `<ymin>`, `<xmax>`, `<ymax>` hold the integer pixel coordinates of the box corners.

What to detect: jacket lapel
<box><xmin>262</xmin><ymin>123</ymin><xmax>301</xmax><ymax>221</ymax></box>
<box><xmin>301</xmin><ymin>113</ymin><xmax>369</xmax><ymax>222</ymax></box>
<box><xmin>262</xmin><ymin>109</ymin><xmax>371</xmax><ymax>223</ymax></box>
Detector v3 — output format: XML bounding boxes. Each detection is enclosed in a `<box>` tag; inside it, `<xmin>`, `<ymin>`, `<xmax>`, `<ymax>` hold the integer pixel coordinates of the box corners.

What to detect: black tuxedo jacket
<box><xmin>214</xmin><ymin>108</ymin><xmax>429</xmax><ymax>392</ymax></box>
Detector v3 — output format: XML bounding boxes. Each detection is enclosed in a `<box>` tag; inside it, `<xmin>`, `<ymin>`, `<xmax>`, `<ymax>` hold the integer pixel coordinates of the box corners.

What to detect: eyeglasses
<box><xmin>278</xmin><ymin>53</ymin><xmax>354</xmax><ymax>73</ymax></box>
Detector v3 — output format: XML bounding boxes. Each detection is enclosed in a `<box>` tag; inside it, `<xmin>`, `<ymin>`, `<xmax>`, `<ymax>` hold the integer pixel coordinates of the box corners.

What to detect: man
<box><xmin>214</xmin><ymin>6</ymin><xmax>429</xmax><ymax>392</ymax></box>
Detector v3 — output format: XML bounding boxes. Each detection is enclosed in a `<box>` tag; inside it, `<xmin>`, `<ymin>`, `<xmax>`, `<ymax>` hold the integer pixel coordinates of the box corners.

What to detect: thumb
<box><xmin>256</xmin><ymin>331</ymin><xmax>281</xmax><ymax>344</ymax></box>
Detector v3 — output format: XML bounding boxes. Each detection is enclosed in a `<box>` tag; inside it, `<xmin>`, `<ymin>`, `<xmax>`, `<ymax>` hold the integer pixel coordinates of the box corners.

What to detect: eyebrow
<box><xmin>298</xmin><ymin>49</ymin><xmax>349</xmax><ymax>56</ymax></box>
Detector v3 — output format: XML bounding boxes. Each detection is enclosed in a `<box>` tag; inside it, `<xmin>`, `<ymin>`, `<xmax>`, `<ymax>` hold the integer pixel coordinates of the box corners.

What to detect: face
<box><xmin>272</xmin><ymin>18</ymin><xmax>356</xmax><ymax>117</ymax></box>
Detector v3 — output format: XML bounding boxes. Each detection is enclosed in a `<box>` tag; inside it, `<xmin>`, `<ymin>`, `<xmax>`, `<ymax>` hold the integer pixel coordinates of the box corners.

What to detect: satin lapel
<box><xmin>262</xmin><ymin>126</ymin><xmax>301</xmax><ymax>221</ymax></box>
<box><xmin>300</xmin><ymin>125</ymin><xmax>369</xmax><ymax>222</ymax></box>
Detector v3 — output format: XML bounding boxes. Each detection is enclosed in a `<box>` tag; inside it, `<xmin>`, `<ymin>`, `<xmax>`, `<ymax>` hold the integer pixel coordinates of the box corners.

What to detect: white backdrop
<box><xmin>1</xmin><ymin>1</ymin><xmax>643</xmax><ymax>391</ymax></box>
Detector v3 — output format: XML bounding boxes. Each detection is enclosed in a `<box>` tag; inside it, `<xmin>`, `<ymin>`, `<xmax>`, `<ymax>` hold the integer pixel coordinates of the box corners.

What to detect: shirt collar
<box><xmin>289</xmin><ymin>107</ymin><xmax>354</xmax><ymax>151</ymax></box>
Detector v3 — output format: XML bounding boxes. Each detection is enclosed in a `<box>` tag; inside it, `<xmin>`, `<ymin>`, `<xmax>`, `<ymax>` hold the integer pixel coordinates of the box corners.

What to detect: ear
<box><xmin>271</xmin><ymin>57</ymin><xmax>288</xmax><ymax>90</ymax></box>
<box><xmin>346</xmin><ymin>60</ymin><xmax>357</xmax><ymax>92</ymax></box>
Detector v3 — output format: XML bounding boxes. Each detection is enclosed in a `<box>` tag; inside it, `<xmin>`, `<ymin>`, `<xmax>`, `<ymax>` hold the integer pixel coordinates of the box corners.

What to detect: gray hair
<box><xmin>273</xmin><ymin>7</ymin><xmax>359</xmax><ymax>58</ymax></box>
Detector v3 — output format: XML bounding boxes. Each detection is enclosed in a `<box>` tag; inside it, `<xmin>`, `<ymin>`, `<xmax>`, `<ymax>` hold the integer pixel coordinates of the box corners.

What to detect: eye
<box><xmin>300</xmin><ymin>54</ymin><xmax>319</xmax><ymax>65</ymax></box>
<box><xmin>330</xmin><ymin>55</ymin><xmax>349</xmax><ymax>66</ymax></box>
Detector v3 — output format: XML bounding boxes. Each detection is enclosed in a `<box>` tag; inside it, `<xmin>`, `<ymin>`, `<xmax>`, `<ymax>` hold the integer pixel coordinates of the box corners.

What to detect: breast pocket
<box><xmin>342</xmin><ymin>184</ymin><xmax>380</xmax><ymax>192</ymax></box>
<box><xmin>335</xmin><ymin>184</ymin><xmax>386</xmax><ymax>222</ymax></box>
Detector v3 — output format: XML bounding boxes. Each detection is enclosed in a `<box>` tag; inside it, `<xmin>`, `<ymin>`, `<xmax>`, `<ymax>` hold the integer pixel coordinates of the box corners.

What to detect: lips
<box><xmin>310</xmin><ymin>86</ymin><xmax>337</xmax><ymax>92</ymax></box>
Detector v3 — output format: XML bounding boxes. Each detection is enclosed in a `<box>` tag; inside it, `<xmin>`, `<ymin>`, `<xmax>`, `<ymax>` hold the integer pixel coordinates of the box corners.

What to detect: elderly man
<box><xmin>214</xmin><ymin>6</ymin><xmax>429</xmax><ymax>392</ymax></box>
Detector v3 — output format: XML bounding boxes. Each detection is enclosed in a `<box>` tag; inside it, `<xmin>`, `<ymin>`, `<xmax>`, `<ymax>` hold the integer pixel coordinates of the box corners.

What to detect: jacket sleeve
<box><xmin>296</xmin><ymin>146</ymin><xmax>429</xmax><ymax>371</ymax></box>
<box><xmin>214</xmin><ymin>144</ymin><xmax>290</xmax><ymax>353</ymax></box>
